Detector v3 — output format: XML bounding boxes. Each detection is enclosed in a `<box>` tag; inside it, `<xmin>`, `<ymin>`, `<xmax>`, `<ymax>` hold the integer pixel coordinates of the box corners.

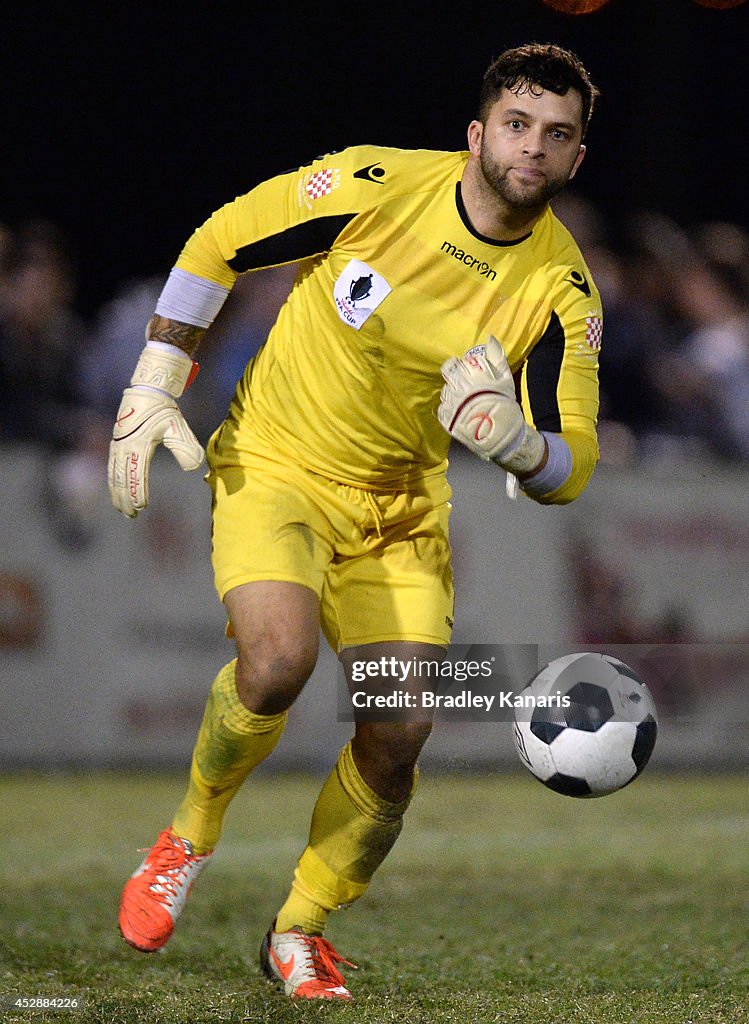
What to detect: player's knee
<box><xmin>397</xmin><ymin>719</ymin><xmax>433</xmax><ymax>760</ymax></box>
<box><xmin>356</xmin><ymin>720</ymin><xmax>433</xmax><ymax>778</ymax></box>
<box><xmin>234</xmin><ymin>637</ymin><xmax>318</xmax><ymax>715</ymax></box>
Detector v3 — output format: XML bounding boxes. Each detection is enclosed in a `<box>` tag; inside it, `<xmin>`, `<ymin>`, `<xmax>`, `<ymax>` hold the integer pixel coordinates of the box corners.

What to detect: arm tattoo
<box><xmin>146</xmin><ymin>314</ymin><xmax>206</xmax><ymax>356</ymax></box>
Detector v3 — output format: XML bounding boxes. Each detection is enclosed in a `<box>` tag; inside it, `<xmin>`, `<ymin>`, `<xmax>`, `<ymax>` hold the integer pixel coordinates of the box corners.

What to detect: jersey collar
<box><xmin>454</xmin><ymin>182</ymin><xmax>533</xmax><ymax>247</ymax></box>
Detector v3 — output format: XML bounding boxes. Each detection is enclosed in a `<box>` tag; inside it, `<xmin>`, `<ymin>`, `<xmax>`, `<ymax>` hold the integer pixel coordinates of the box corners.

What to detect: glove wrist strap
<box><xmin>492</xmin><ymin>424</ymin><xmax>546</xmax><ymax>475</ymax></box>
<box><xmin>129</xmin><ymin>345</ymin><xmax>198</xmax><ymax>398</ymax></box>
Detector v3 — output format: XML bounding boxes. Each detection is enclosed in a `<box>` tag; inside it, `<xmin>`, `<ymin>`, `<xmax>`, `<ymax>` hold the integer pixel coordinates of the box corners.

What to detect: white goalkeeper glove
<box><xmin>438</xmin><ymin>336</ymin><xmax>546</xmax><ymax>476</ymax></box>
<box><xmin>108</xmin><ymin>344</ymin><xmax>204</xmax><ymax>518</ymax></box>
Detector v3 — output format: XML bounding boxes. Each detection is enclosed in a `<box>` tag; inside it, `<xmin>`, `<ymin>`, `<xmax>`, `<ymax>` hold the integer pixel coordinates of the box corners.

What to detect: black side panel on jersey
<box><xmin>227</xmin><ymin>213</ymin><xmax>357</xmax><ymax>272</ymax></box>
<box><xmin>525</xmin><ymin>310</ymin><xmax>565</xmax><ymax>432</ymax></box>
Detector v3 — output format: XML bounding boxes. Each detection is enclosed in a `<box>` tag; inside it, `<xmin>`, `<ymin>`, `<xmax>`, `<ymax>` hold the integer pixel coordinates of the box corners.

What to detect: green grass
<box><xmin>0</xmin><ymin>770</ymin><xmax>747</xmax><ymax>1023</ymax></box>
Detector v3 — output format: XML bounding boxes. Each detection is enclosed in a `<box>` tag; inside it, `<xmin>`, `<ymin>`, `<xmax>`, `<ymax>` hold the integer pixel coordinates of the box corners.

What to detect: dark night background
<box><xmin>3</xmin><ymin>0</ymin><xmax>748</xmax><ymax>316</ymax></box>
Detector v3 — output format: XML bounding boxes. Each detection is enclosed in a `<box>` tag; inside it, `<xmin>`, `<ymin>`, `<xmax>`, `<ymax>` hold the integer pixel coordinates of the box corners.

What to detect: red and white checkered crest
<box><xmin>305</xmin><ymin>169</ymin><xmax>334</xmax><ymax>201</ymax></box>
<box><xmin>585</xmin><ymin>316</ymin><xmax>603</xmax><ymax>351</ymax></box>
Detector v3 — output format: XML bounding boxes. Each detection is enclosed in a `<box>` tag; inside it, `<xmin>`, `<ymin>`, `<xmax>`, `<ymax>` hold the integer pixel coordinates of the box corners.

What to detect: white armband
<box><xmin>155</xmin><ymin>267</ymin><xmax>231</xmax><ymax>328</ymax></box>
<box><xmin>520</xmin><ymin>432</ymin><xmax>573</xmax><ymax>498</ymax></box>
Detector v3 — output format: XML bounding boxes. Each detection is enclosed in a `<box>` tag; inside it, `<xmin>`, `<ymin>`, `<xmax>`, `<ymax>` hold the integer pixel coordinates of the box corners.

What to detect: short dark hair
<box><xmin>479</xmin><ymin>43</ymin><xmax>599</xmax><ymax>136</ymax></box>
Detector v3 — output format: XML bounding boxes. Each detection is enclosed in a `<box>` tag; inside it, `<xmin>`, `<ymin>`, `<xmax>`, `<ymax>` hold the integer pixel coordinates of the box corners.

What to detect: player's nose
<box><xmin>522</xmin><ymin>129</ymin><xmax>546</xmax><ymax>157</ymax></box>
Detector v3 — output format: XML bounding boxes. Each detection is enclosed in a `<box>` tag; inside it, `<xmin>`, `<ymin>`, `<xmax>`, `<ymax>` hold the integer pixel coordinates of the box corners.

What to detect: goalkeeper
<box><xmin>111</xmin><ymin>42</ymin><xmax>602</xmax><ymax>1001</ymax></box>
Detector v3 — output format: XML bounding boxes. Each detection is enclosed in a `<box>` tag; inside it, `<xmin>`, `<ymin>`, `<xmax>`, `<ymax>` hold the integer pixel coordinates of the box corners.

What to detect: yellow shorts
<box><xmin>206</xmin><ymin>438</ymin><xmax>454</xmax><ymax>652</ymax></box>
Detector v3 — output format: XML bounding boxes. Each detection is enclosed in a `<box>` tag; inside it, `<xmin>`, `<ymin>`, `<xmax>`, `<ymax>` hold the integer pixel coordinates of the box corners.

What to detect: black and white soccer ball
<box><xmin>512</xmin><ymin>652</ymin><xmax>658</xmax><ymax>798</ymax></box>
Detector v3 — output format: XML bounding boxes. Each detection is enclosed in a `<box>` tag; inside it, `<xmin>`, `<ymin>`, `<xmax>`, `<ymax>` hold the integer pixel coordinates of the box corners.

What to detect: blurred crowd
<box><xmin>554</xmin><ymin>194</ymin><xmax>749</xmax><ymax>467</ymax></box>
<box><xmin>0</xmin><ymin>218</ymin><xmax>296</xmax><ymax>545</ymax></box>
<box><xmin>1</xmin><ymin>198</ymin><xmax>748</xmax><ymax>540</ymax></box>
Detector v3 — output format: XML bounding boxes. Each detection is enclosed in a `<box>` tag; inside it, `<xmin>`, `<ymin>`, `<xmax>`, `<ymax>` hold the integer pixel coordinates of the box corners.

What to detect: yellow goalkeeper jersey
<box><xmin>176</xmin><ymin>144</ymin><xmax>602</xmax><ymax>502</ymax></box>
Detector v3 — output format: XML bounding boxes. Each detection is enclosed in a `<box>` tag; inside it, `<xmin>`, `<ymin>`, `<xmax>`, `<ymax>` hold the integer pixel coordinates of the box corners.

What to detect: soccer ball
<box><xmin>512</xmin><ymin>652</ymin><xmax>658</xmax><ymax>798</ymax></box>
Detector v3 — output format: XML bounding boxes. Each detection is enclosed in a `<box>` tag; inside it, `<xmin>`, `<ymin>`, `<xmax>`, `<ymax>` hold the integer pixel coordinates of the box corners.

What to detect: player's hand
<box><xmin>438</xmin><ymin>336</ymin><xmax>545</xmax><ymax>475</ymax></box>
<box><xmin>108</xmin><ymin>346</ymin><xmax>204</xmax><ymax>518</ymax></box>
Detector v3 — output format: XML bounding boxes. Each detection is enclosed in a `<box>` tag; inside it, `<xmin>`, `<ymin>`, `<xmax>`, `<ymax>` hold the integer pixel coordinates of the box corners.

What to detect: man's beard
<box><xmin>480</xmin><ymin>149</ymin><xmax>570</xmax><ymax>212</ymax></box>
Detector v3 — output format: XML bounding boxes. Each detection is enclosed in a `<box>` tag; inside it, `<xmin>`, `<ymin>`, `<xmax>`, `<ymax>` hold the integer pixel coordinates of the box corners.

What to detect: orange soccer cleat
<box><xmin>119</xmin><ymin>827</ymin><xmax>211</xmax><ymax>952</ymax></box>
<box><xmin>259</xmin><ymin>921</ymin><xmax>357</xmax><ymax>1000</ymax></box>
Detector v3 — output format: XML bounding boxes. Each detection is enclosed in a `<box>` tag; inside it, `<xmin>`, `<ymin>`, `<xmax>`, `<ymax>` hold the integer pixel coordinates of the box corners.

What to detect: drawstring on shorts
<box><xmin>363</xmin><ymin>489</ymin><xmax>384</xmax><ymax>538</ymax></box>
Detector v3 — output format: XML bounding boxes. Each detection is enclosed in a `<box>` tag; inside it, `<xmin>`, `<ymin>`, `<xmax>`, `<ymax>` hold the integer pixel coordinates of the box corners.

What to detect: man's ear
<box><xmin>467</xmin><ymin>120</ymin><xmax>484</xmax><ymax>157</ymax></box>
<box><xmin>569</xmin><ymin>144</ymin><xmax>586</xmax><ymax>181</ymax></box>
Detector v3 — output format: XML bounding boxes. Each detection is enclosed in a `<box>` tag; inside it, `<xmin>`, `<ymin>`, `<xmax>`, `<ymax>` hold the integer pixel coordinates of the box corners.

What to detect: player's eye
<box><xmin>508</xmin><ymin>120</ymin><xmax>525</xmax><ymax>131</ymax></box>
<box><xmin>550</xmin><ymin>129</ymin><xmax>570</xmax><ymax>141</ymax></box>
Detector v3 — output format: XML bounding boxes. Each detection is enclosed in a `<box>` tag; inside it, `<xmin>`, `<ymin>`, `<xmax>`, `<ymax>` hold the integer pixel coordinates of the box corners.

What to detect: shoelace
<box><xmin>298</xmin><ymin>934</ymin><xmax>357</xmax><ymax>988</ymax></box>
<box><xmin>139</xmin><ymin>833</ymin><xmax>195</xmax><ymax>906</ymax></box>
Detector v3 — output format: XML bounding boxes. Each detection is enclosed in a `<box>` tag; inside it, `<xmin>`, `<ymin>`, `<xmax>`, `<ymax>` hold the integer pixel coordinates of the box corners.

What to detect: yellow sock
<box><xmin>275</xmin><ymin>741</ymin><xmax>417</xmax><ymax>934</ymax></box>
<box><xmin>171</xmin><ymin>659</ymin><xmax>286</xmax><ymax>854</ymax></box>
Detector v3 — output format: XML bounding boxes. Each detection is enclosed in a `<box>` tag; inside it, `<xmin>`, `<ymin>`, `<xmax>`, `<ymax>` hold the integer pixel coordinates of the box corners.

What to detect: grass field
<box><xmin>0</xmin><ymin>770</ymin><xmax>747</xmax><ymax>1023</ymax></box>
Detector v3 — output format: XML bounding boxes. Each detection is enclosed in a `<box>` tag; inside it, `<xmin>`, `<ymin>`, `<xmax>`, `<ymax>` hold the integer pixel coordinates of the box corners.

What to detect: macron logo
<box><xmin>441</xmin><ymin>241</ymin><xmax>496</xmax><ymax>281</ymax></box>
